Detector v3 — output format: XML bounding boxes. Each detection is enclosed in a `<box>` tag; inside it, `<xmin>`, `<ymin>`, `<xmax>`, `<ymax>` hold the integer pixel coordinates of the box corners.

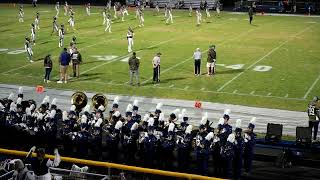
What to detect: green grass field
<box><xmin>0</xmin><ymin>4</ymin><xmax>319</xmax><ymax>112</ymax></box>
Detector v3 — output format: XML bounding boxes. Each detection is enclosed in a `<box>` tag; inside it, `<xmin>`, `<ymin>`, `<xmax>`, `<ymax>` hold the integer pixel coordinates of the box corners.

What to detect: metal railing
<box><xmin>0</xmin><ymin>148</ymin><xmax>224</xmax><ymax>180</ymax></box>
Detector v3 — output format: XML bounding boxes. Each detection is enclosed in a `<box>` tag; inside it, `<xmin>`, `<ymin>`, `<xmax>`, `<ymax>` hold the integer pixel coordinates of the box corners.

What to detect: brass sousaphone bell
<box><xmin>92</xmin><ymin>93</ymin><xmax>108</xmax><ymax>111</ymax></box>
<box><xmin>71</xmin><ymin>91</ymin><xmax>88</xmax><ymax>111</ymax></box>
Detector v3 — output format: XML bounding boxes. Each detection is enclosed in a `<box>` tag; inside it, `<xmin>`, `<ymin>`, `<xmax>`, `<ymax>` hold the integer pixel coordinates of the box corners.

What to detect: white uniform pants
<box><xmin>128</xmin><ymin>38</ymin><xmax>133</xmax><ymax>52</ymax></box>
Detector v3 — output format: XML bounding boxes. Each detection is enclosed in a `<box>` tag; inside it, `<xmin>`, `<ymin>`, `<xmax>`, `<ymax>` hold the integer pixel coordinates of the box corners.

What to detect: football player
<box><xmin>30</xmin><ymin>23</ymin><xmax>36</xmax><ymax>45</ymax></box>
<box><xmin>34</xmin><ymin>12</ymin><xmax>40</xmax><ymax>30</ymax></box>
<box><xmin>58</xmin><ymin>24</ymin><xmax>65</xmax><ymax>48</ymax></box>
<box><xmin>24</xmin><ymin>37</ymin><xmax>33</xmax><ymax>63</ymax></box>
<box><xmin>18</xmin><ymin>5</ymin><xmax>24</xmax><ymax>22</ymax></box>
<box><xmin>55</xmin><ymin>2</ymin><xmax>60</xmax><ymax>17</ymax></box>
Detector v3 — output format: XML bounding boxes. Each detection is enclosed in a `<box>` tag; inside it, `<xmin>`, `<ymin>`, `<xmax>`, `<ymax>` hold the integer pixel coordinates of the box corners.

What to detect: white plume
<box><xmin>18</xmin><ymin>87</ymin><xmax>23</xmax><ymax>94</ymax></box>
<box><xmin>115</xmin><ymin>120</ymin><xmax>123</xmax><ymax>130</ymax></box>
<box><xmin>250</xmin><ymin>117</ymin><xmax>256</xmax><ymax>124</ymax></box>
<box><xmin>178</xmin><ymin>114</ymin><xmax>183</xmax><ymax>123</ymax></box>
<box><xmin>218</xmin><ymin>118</ymin><xmax>224</xmax><ymax>125</ymax></box>
<box><xmin>236</xmin><ymin>119</ymin><xmax>242</xmax><ymax>129</ymax></box>
<box><xmin>113</xmin><ymin>111</ymin><xmax>121</xmax><ymax>117</ymax></box>
<box><xmin>181</xmin><ymin>108</ymin><xmax>187</xmax><ymax>117</ymax></box>
<box><xmin>16</xmin><ymin>97</ymin><xmax>22</xmax><ymax>105</ymax></box>
<box><xmin>159</xmin><ymin>113</ymin><xmax>165</xmax><ymax>121</ymax></box>
<box><xmin>83</xmin><ymin>104</ymin><xmax>90</xmax><ymax>112</ymax></box>
<box><xmin>98</xmin><ymin>105</ymin><xmax>105</xmax><ymax>111</ymax></box>
<box><xmin>142</xmin><ymin>113</ymin><xmax>149</xmax><ymax>122</ymax></box>
<box><xmin>133</xmin><ymin>99</ymin><xmax>139</xmax><ymax>107</ymax></box>
<box><xmin>30</xmin><ymin>104</ymin><xmax>35</xmax><ymax>111</ymax></box>
<box><xmin>148</xmin><ymin>117</ymin><xmax>154</xmax><ymax>127</ymax></box>
<box><xmin>26</xmin><ymin>107</ymin><xmax>31</xmax><ymax>116</ymax></box>
<box><xmin>70</xmin><ymin>105</ymin><xmax>76</xmax><ymax>111</ymax></box>
<box><xmin>224</xmin><ymin>109</ymin><xmax>231</xmax><ymax>115</ymax></box>
<box><xmin>126</xmin><ymin>104</ymin><xmax>133</xmax><ymax>112</ymax></box>
<box><xmin>185</xmin><ymin>125</ymin><xmax>193</xmax><ymax>134</ymax></box>
<box><xmin>42</xmin><ymin>96</ymin><xmax>50</xmax><ymax>104</ymax></box>
<box><xmin>10</xmin><ymin>102</ymin><xmax>16</xmax><ymax>112</ymax></box>
<box><xmin>51</xmin><ymin>98</ymin><xmax>57</xmax><ymax>105</ymax></box>
<box><xmin>227</xmin><ymin>133</ymin><xmax>235</xmax><ymax>143</ymax></box>
<box><xmin>62</xmin><ymin>111</ymin><xmax>68</xmax><ymax>121</ymax></box>
<box><xmin>113</xmin><ymin>96</ymin><xmax>119</xmax><ymax>105</ymax></box>
<box><xmin>49</xmin><ymin>109</ymin><xmax>56</xmax><ymax>119</ymax></box>
<box><xmin>131</xmin><ymin>122</ymin><xmax>139</xmax><ymax>131</ymax></box>
<box><xmin>168</xmin><ymin>122</ymin><xmax>175</xmax><ymax>132</ymax></box>
<box><xmin>155</xmin><ymin>102</ymin><xmax>163</xmax><ymax>110</ymax></box>
<box><xmin>0</xmin><ymin>102</ymin><xmax>4</xmax><ymax>110</ymax></box>
<box><xmin>8</xmin><ymin>93</ymin><xmax>14</xmax><ymax>100</ymax></box>
<box><xmin>201</xmin><ymin>112</ymin><xmax>208</xmax><ymax>125</ymax></box>
<box><xmin>81</xmin><ymin>115</ymin><xmax>87</xmax><ymax>124</ymax></box>
<box><xmin>172</xmin><ymin>109</ymin><xmax>180</xmax><ymax>116</ymax></box>
<box><xmin>205</xmin><ymin>132</ymin><xmax>214</xmax><ymax>141</ymax></box>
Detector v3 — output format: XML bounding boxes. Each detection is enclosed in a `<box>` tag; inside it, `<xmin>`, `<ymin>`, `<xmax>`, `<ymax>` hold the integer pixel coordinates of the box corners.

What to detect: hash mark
<box><xmin>233</xmin><ymin>90</ymin><xmax>238</xmax><ymax>94</ymax></box>
<box><xmin>200</xmin><ymin>88</ymin><xmax>205</xmax><ymax>91</ymax></box>
<box><xmin>285</xmin><ymin>94</ymin><xmax>289</xmax><ymax>98</ymax></box>
<box><xmin>250</xmin><ymin>91</ymin><xmax>255</xmax><ymax>95</ymax></box>
<box><xmin>267</xmin><ymin>92</ymin><xmax>272</xmax><ymax>96</ymax></box>
<box><xmin>184</xmin><ymin>86</ymin><xmax>189</xmax><ymax>90</ymax></box>
<box><xmin>169</xmin><ymin>84</ymin><xmax>174</xmax><ymax>88</ymax></box>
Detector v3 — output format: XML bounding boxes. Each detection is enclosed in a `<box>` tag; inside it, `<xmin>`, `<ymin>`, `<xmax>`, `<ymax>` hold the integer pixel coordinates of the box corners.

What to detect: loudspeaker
<box><xmin>265</xmin><ymin>123</ymin><xmax>283</xmax><ymax>143</ymax></box>
<box><xmin>296</xmin><ymin>127</ymin><xmax>312</xmax><ymax>145</ymax></box>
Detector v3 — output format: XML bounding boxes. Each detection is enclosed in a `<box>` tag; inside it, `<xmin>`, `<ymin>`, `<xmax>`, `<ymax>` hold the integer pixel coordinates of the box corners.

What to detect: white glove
<box><xmin>30</xmin><ymin>146</ymin><xmax>36</xmax><ymax>152</ymax></box>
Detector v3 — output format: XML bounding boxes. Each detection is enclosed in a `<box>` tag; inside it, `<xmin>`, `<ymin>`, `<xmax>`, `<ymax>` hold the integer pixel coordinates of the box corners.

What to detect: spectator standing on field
<box><xmin>71</xmin><ymin>47</ymin><xmax>82</xmax><ymax>78</ymax></box>
<box><xmin>207</xmin><ymin>45</ymin><xmax>216</xmax><ymax>76</ymax></box>
<box><xmin>248</xmin><ymin>6</ymin><xmax>254</xmax><ymax>24</ymax></box>
<box><xmin>43</xmin><ymin>54</ymin><xmax>53</xmax><ymax>83</ymax></box>
<box><xmin>193</xmin><ymin>48</ymin><xmax>202</xmax><ymax>76</ymax></box>
<box><xmin>57</xmin><ymin>48</ymin><xmax>71</xmax><ymax>84</ymax></box>
<box><xmin>128</xmin><ymin>52</ymin><xmax>140</xmax><ymax>86</ymax></box>
<box><xmin>152</xmin><ymin>52</ymin><xmax>161</xmax><ymax>83</ymax></box>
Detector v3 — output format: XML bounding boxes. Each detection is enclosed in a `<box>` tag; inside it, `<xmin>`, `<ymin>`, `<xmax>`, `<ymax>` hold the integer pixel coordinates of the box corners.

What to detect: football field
<box><xmin>0</xmin><ymin>4</ymin><xmax>319</xmax><ymax>112</ymax></box>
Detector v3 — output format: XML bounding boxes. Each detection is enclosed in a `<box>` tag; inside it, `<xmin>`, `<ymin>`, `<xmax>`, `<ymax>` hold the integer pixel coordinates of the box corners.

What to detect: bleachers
<box><xmin>148</xmin><ymin>0</ymin><xmax>223</xmax><ymax>10</ymax></box>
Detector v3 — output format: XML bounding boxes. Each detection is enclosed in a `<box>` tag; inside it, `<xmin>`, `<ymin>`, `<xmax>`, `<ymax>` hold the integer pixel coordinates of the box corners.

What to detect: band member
<box><xmin>25</xmin><ymin>37</ymin><xmax>33</xmax><ymax>63</ymax></box>
<box><xmin>86</xmin><ymin>3</ymin><xmax>91</xmax><ymax>16</ymax></box>
<box><xmin>105</xmin><ymin>14</ymin><xmax>112</xmax><ymax>33</ymax></box>
<box><xmin>30</xmin><ymin>23</ymin><xmax>36</xmax><ymax>45</ymax></box>
<box><xmin>164</xmin><ymin>3</ymin><xmax>168</xmax><ymax>18</ymax></box>
<box><xmin>71</xmin><ymin>48</ymin><xmax>82</xmax><ymax>78</ymax></box>
<box><xmin>68</xmin><ymin>12</ymin><xmax>75</xmax><ymax>30</ymax></box>
<box><xmin>249</xmin><ymin>6</ymin><xmax>254</xmax><ymax>24</ymax></box>
<box><xmin>189</xmin><ymin>4</ymin><xmax>192</xmax><ymax>17</ymax></box>
<box><xmin>121</xmin><ymin>6</ymin><xmax>127</xmax><ymax>22</ymax></box>
<box><xmin>51</xmin><ymin>16</ymin><xmax>59</xmax><ymax>35</ymax></box>
<box><xmin>207</xmin><ymin>45</ymin><xmax>216</xmax><ymax>75</ymax></box>
<box><xmin>18</xmin><ymin>5</ymin><xmax>24</xmax><ymax>22</ymax></box>
<box><xmin>195</xmin><ymin>125</ymin><xmax>209</xmax><ymax>175</ymax></box>
<box><xmin>152</xmin><ymin>52</ymin><xmax>161</xmax><ymax>83</ymax></box>
<box><xmin>58</xmin><ymin>24</ymin><xmax>65</xmax><ymax>48</ymax></box>
<box><xmin>166</xmin><ymin>7</ymin><xmax>173</xmax><ymax>24</ymax></box>
<box><xmin>64</xmin><ymin>1</ymin><xmax>69</xmax><ymax>16</ymax></box>
<box><xmin>55</xmin><ymin>2</ymin><xmax>60</xmax><ymax>17</ymax></box>
<box><xmin>127</xmin><ymin>27</ymin><xmax>134</xmax><ymax>53</ymax></box>
<box><xmin>308</xmin><ymin>96</ymin><xmax>320</xmax><ymax>141</ymax></box>
<box><xmin>234</xmin><ymin>119</ymin><xmax>244</xmax><ymax>180</ymax></box>
<box><xmin>32</xmin><ymin>0</ymin><xmax>37</xmax><ymax>7</ymax></box>
<box><xmin>114</xmin><ymin>3</ymin><xmax>118</xmax><ymax>19</ymax></box>
<box><xmin>138</xmin><ymin>7</ymin><xmax>144</xmax><ymax>27</ymax></box>
<box><xmin>243</xmin><ymin>117</ymin><xmax>257</xmax><ymax>176</ymax></box>
<box><xmin>221</xmin><ymin>133</ymin><xmax>235</xmax><ymax>179</ymax></box>
<box><xmin>196</xmin><ymin>8</ymin><xmax>202</xmax><ymax>26</ymax></box>
<box><xmin>216</xmin><ymin>1</ymin><xmax>221</xmax><ymax>17</ymax></box>
<box><xmin>102</xmin><ymin>8</ymin><xmax>107</xmax><ymax>25</ymax></box>
<box><xmin>135</xmin><ymin>5</ymin><xmax>140</xmax><ymax>19</ymax></box>
<box><xmin>35</xmin><ymin>12</ymin><xmax>40</xmax><ymax>30</ymax></box>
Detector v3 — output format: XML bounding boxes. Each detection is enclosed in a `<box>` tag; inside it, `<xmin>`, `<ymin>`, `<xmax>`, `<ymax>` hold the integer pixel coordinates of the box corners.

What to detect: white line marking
<box><xmin>217</xmin><ymin>25</ymin><xmax>313</xmax><ymax>92</ymax></box>
<box><xmin>233</xmin><ymin>90</ymin><xmax>238</xmax><ymax>94</ymax></box>
<box><xmin>169</xmin><ymin>84</ymin><xmax>174</xmax><ymax>88</ymax></box>
<box><xmin>107</xmin><ymin>80</ymin><xmax>113</xmax><ymax>84</ymax></box>
<box><xmin>267</xmin><ymin>92</ymin><xmax>272</xmax><ymax>96</ymax></box>
<box><xmin>184</xmin><ymin>86</ymin><xmax>189</xmax><ymax>90</ymax></box>
<box><xmin>200</xmin><ymin>88</ymin><xmax>205</xmax><ymax>91</ymax></box>
<box><xmin>285</xmin><ymin>94</ymin><xmax>289</xmax><ymax>98</ymax></box>
<box><xmin>303</xmin><ymin>73</ymin><xmax>320</xmax><ymax>99</ymax></box>
<box><xmin>250</xmin><ymin>91</ymin><xmax>255</xmax><ymax>95</ymax></box>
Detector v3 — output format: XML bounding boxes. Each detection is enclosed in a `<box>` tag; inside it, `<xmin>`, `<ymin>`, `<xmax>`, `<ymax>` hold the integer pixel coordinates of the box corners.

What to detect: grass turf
<box><xmin>0</xmin><ymin>4</ymin><xmax>320</xmax><ymax>112</ymax></box>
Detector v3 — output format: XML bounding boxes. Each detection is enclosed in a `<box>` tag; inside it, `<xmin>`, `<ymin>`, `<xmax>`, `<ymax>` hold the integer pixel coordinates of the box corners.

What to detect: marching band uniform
<box><xmin>138</xmin><ymin>8</ymin><xmax>144</xmax><ymax>27</ymax></box>
<box><xmin>195</xmin><ymin>125</ymin><xmax>209</xmax><ymax>175</ymax></box>
<box><xmin>31</xmin><ymin>24</ymin><xmax>36</xmax><ymax>45</ymax></box>
<box><xmin>177</xmin><ymin>124</ymin><xmax>193</xmax><ymax>172</ymax></box>
<box><xmin>102</xmin><ymin>8</ymin><xmax>107</xmax><ymax>25</ymax></box>
<box><xmin>68</xmin><ymin>12</ymin><xmax>75</xmax><ymax>30</ymax></box>
<box><xmin>51</xmin><ymin>17</ymin><xmax>59</xmax><ymax>35</ymax></box>
<box><xmin>244</xmin><ymin>117</ymin><xmax>257</xmax><ymax>176</ymax></box>
<box><xmin>220</xmin><ymin>109</ymin><xmax>232</xmax><ymax>145</ymax></box>
<box><xmin>142</xmin><ymin>128</ymin><xmax>157</xmax><ymax>168</ymax></box>
<box><xmin>132</xmin><ymin>99</ymin><xmax>141</xmax><ymax>123</ymax></box>
<box><xmin>160</xmin><ymin>122</ymin><xmax>176</xmax><ymax>170</ymax></box>
<box><xmin>64</xmin><ymin>1</ymin><xmax>69</xmax><ymax>16</ymax></box>
<box><xmin>58</xmin><ymin>25</ymin><xmax>65</xmax><ymax>48</ymax></box>
<box><xmin>221</xmin><ymin>133</ymin><xmax>235</xmax><ymax>179</ymax></box>
<box><xmin>105</xmin><ymin>14</ymin><xmax>112</xmax><ymax>33</ymax></box>
<box><xmin>189</xmin><ymin>4</ymin><xmax>193</xmax><ymax>16</ymax></box>
<box><xmin>196</xmin><ymin>9</ymin><xmax>202</xmax><ymax>26</ymax></box>
<box><xmin>233</xmin><ymin>119</ymin><xmax>244</xmax><ymax>180</ymax></box>
<box><xmin>86</xmin><ymin>3</ymin><xmax>91</xmax><ymax>16</ymax></box>
<box><xmin>166</xmin><ymin>7</ymin><xmax>173</xmax><ymax>24</ymax></box>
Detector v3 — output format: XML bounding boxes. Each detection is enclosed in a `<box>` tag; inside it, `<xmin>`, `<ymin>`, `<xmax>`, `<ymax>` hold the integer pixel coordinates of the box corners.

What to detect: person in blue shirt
<box><xmin>57</xmin><ymin>48</ymin><xmax>71</xmax><ymax>84</ymax></box>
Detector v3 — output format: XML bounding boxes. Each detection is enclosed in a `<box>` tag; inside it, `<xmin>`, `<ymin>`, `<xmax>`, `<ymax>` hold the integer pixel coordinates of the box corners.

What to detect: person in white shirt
<box><xmin>30</xmin><ymin>23</ymin><xmax>36</xmax><ymax>45</ymax></box>
<box><xmin>193</xmin><ymin>48</ymin><xmax>202</xmax><ymax>76</ymax></box>
<box><xmin>189</xmin><ymin>4</ymin><xmax>193</xmax><ymax>16</ymax></box>
<box><xmin>58</xmin><ymin>25</ymin><xmax>64</xmax><ymax>47</ymax></box>
<box><xmin>166</xmin><ymin>7</ymin><xmax>173</xmax><ymax>24</ymax></box>
<box><xmin>55</xmin><ymin>2</ymin><xmax>60</xmax><ymax>17</ymax></box>
<box><xmin>138</xmin><ymin>8</ymin><xmax>144</xmax><ymax>27</ymax></box>
<box><xmin>34</xmin><ymin>12</ymin><xmax>40</xmax><ymax>30</ymax></box>
<box><xmin>152</xmin><ymin>52</ymin><xmax>161</xmax><ymax>83</ymax></box>
<box><xmin>68</xmin><ymin>12</ymin><xmax>75</xmax><ymax>30</ymax></box>
<box><xmin>127</xmin><ymin>27</ymin><xmax>134</xmax><ymax>52</ymax></box>
<box><xmin>196</xmin><ymin>8</ymin><xmax>202</xmax><ymax>26</ymax></box>
<box><xmin>64</xmin><ymin>1</ymin><xmax>69</xmax><ymax>16</ymax></box>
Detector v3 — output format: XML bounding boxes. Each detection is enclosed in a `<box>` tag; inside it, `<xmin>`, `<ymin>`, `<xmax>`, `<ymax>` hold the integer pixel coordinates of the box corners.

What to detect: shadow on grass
<box><xmin>143</xmin><ymin>77</ymin><xmax>187</xmax><ymax>86</ymax></box>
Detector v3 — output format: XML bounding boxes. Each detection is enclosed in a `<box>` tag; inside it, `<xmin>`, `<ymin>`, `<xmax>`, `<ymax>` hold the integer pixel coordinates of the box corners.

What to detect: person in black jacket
<box><xmin>43</xmin><ymin>54</ymin><xmax>53</xmax><ymax>83</ymax></box>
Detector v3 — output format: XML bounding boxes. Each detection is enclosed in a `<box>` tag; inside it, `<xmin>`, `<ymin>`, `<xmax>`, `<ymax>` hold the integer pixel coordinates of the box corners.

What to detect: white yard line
<box><xmin>217</xmin><ymin>25</ymin><xmax>313</xmax><ymax>92</ymax></box>
<box><xmin>303</xmin><ymin>73</ymin><xmax>320</xmax><ymax>99</ymax></box>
